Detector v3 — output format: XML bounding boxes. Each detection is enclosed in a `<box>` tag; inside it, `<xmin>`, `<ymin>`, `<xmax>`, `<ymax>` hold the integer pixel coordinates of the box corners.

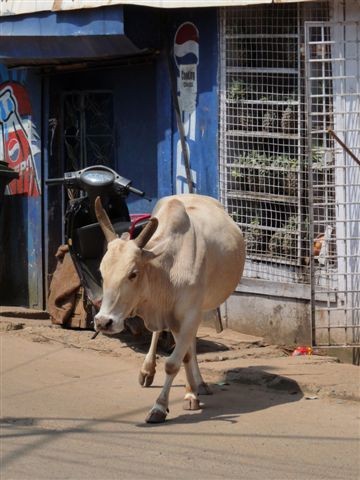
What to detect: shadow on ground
<box><xmin>140</xmin><ymin>368</ymin><xmax>303</xmax><ymax>427</ymax></box>
<box><xmin>103</xmin><ymin>324</ymin><xmax>230</xmax><ymax>356</ymax></box>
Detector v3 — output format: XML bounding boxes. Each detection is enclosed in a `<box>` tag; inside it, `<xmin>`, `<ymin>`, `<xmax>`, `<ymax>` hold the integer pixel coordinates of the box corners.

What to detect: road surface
<box><xmin>1</xmin><ymin>333</ymin><xmax>359</xmax><ymax>480</ymax></box>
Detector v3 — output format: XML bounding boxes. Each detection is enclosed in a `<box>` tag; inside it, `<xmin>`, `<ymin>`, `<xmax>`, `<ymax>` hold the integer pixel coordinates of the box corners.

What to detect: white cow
<box><xmin>94</xmin><ymin>194</ymin><xmax>245</xmax><ymax>423</ymax></box>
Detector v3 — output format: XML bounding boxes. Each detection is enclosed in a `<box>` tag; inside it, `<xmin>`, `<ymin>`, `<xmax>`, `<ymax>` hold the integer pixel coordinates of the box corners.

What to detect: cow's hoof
<box><xmin>183</xmin><ymin>396</ymin><xmax>201</xmax><ymax>411</ymax></box>
<box><xmin>138</xmin><ymin>371</ymin><xmax>155</xmax><ymax>388</ymax></box>
<box><xmin>198</xmin><ymin>382</ymin><xmax>212</xmax><ymax>395</ymax></box>
<box><xmin>145</xmin><ymin>408</ymin><xmax>168</xmax><ymax>424</ymax></box>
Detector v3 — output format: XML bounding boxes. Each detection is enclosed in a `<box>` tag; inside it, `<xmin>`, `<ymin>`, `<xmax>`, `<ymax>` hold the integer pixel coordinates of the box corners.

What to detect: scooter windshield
<box><xmin>80</xmin><ymin>169</ymin><xmax>114</xmax><ymax>188</ymax></box>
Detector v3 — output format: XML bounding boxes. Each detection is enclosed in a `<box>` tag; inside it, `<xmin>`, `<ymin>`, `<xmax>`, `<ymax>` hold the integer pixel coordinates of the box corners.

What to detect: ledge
<box><xmin>235</xmin><ymin>277</ymin><xmax>311</xmax><ymax>301</ymax></box>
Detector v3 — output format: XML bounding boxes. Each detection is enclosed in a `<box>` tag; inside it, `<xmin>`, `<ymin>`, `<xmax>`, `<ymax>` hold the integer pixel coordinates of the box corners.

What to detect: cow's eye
<box><xmin>128</xmin><ymin>270</ymin><xmax>138</xmax><ymax>281</ymax></box>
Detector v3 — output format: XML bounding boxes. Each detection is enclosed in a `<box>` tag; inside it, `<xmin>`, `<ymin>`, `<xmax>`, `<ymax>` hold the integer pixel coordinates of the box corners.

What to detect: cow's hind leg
<box><xmin>188</xmin><ymin>337</ymin><xmax>212</xmax><ymax>395</ymax></box>
<box><xmin>145</xmin><ymin>318</ymin><xmax>200</xmax><ymax>424</ymax></box>
<box><xmin>139</xmin><ymin>331</ymin><xmax>160</xmax><ymax>387</ymax></box>
<box><xmin>182</xmin><ymin>346</ymin><xmax>201</xmax><ymax>411</ymax></box>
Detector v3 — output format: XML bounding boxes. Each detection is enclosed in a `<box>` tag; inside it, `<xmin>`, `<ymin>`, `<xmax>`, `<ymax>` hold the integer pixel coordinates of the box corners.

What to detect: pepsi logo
<box><xmin>174</xmin><ymin>22</ymin><xmax>199</xmax><ymax>66</ymax></box>
<box><xmin>8</xmin><ymin>137</ymin><xmax>20</xmax><ymax>163</ymax></box>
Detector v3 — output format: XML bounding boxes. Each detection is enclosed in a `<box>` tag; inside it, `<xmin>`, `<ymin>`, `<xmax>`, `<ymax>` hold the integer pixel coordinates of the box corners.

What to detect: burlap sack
<box><xmin>47</xmin><ymin>245</ymin><xmax>90</xmax><ymax>329</ymax></box>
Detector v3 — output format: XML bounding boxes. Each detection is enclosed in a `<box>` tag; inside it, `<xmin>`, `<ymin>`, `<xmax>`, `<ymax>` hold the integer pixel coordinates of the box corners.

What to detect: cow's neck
<box><xmin>136</xmin><ymin>261</ymin><xmax>174</xmax><ymax>332</ymax></box>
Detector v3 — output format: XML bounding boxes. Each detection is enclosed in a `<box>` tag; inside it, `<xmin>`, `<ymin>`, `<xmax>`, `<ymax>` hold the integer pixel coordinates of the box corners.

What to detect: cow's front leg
<box><xmin>139</xmin><ymin>331</ymin><xmax>160</xmax><ymax>387</ymax></box>
<box><xmin>145</xmin><ymin>320</ymin><xmax>199</xmax><ymax>423</ymax></box>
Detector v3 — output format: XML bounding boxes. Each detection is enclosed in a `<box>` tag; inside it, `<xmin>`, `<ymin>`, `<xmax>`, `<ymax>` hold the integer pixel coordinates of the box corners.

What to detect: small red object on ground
<box><xmin>292</xmin><ymin>346</ymin><xmax>313</xmax><ymax>356</ymax></box>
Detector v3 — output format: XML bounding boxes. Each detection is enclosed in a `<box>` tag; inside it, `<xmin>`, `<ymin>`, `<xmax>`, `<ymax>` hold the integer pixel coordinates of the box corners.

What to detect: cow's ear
<box><xmin>141</xmin><ymin>249</ymin><xmax>159</xmax><ymax>262</ymax></box>
<box><xmin>141</xmin><ymin>239</ymin><xmax>168</xmax><ymax>262</ymax></box>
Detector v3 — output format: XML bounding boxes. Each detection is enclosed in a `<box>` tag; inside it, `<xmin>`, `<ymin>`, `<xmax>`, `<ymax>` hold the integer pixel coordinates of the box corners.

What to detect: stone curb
<box><xmin>0</xmin><ymin>307</ymin><xmax>50</xmax><ymax>320</ymax></box>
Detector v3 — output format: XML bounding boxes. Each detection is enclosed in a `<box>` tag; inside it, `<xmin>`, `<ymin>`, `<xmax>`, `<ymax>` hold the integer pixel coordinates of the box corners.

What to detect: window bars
<box><xmin>219</xmin><ymin>4</ymin><xmax>360</xmax><ymax>346</ymax></box>
<box><xmin>219</xmin><ymin>3</ymin><xmax>329</xmax><ymax>285</ymax></box>
<box><xmin>62</xmin><ymin>91</ymin><xmax>115</xmax><ymax>172</ymax></box>
<box><xmin>306</xmin><ymin>21</ymin><xmax>360</xmax><ymax>346</ymax></box>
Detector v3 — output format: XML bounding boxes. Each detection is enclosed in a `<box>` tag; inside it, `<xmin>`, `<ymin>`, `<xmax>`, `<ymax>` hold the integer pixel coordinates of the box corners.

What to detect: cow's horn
<box><xmin>94</xmin><ymin>196</ymin><xmax>118</xmax><ymax>243</ymax></box>
<box><xmin>134</xmin><ymin>217</ymin><xmax>158</xmax><ymax>249</ymax></box>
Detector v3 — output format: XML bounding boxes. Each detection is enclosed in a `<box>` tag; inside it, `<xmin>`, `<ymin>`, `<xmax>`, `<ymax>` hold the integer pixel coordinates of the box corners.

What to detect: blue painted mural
<box><xmin>0</xmin><ymin>65</ymin><xmax>42</xmax><ymax>307</ymax></box>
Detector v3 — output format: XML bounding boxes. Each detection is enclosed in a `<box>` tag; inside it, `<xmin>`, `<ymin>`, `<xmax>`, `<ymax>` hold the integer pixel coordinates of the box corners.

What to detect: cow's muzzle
<box><xmin>94</xmin><ymin>315</ymin><xmax>114</xmax><ymax>332</ymax></box>
<box><xmin>94</xmin><ymin>313</ymin><xmax>125</xmax><ymax>334</ymax></box>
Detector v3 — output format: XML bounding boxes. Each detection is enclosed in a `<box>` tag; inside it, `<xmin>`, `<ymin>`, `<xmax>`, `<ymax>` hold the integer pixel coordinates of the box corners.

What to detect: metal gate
<box><xmin>62</xmin><ymin>90</ymin><xmax>115</xmax><ymax>171</ymax></box>
<box><xmin>305</xmin><ymin>21</ymin><xmax>360</xmax><ymax>347</ymax></box>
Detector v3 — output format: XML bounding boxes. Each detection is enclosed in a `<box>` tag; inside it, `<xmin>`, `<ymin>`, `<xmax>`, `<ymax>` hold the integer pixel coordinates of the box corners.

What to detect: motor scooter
<box><xmin>46</xmin><ymin>165</ymin><xmax>151</xmax><ymax>330</ymax></box>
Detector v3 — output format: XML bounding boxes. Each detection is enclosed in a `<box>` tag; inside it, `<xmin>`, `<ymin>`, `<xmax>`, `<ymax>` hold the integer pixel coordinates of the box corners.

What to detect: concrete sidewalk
<box><xmin>1</xmin><ymin>307</ymin><xmax>359</xmax><ymax>402</ymax></box>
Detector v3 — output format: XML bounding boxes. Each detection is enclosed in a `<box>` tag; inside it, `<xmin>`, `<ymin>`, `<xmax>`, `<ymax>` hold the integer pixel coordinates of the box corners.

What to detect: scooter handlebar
<box><xmin>113</xmin><ymin>177</ymin><xmax>151</xmax><ymax>201</ymax></box>
<box><xmin>128</xmin><ymin>185</ymin><xmax>145</xmax><ymax>197</ymax></box>
<box><xmin>46</xmin><ymin>168</ymin><xmax>151</xmax><ymax>200</ymax></box>
<box><xmin>46</xmin><ymin>172</ymin><xmax>79</xmax><ymax>187</ymax></box>
<box><xmin>45</xmin><ymin>177</ymin><xmax>65</xmax><ymax>185</ymax></box>
<box><xmin>128</xmin><ymin>185</ymin><xmax>152</xmax><ymax>202</ymax></box>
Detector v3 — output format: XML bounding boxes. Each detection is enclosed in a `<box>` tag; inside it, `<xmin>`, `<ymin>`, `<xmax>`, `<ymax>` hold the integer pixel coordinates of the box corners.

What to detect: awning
<box><xmin>0</xmin><ymin>0</ymin><xmax>326</xmax><ymax>17</ymax></box>
<box><xmin>0</xmin><ymin>6</ymin><xmax>143</xmax><ymax>65</ymax></box>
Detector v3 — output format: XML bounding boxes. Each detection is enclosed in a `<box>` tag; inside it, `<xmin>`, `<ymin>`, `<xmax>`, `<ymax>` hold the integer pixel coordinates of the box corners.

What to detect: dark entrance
<box><xmin>45</xmin><ymin>78</ymin><xmax>116</xmax><ymax>290</ymax></box>
<box><xmin>45</xmin><ymin>62</ymin><xmax>158</xmax><ymax>297</ymax></box>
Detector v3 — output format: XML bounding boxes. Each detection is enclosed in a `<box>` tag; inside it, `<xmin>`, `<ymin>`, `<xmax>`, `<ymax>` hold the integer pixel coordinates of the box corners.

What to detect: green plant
<box><xmin>312</xmin><ymin>147</ymin><xmax>324</xmax><ymax>168</ymax></box>
<box><xmin>230</xmin><ymin>152</ymin><xmax>299</xmax><ymax>195</ymax></box>
<box><xmin>281</xmin><ymin>215</ymin><xmax>298</xmax><ymax>255</ymax></box>
<box><xmin>238</xmin><ymin>151</ymin><xmax>269</xmax><ymax>170</ymax></box>
<box><xmin>245</xmin><ymin>216</ymin><xmax>263</xmax><ymax>252</ymax></box>
<box><xmin>271</xmin><ymin>154</ymin><xmax>298</xmax><ymax>170</ymax></box>
<box><xmin>228</xmin><ymin>80</ymin><xmax>248</xmax><ymax>101</ymax></box>
<box><xmin>283</xmin><ymin>94</ymin><xmax>297</xmax><ymax>103</ymax></box>
<box><xmin>272</xmin><ymin>155</ymin><xmax>298</xmax><ymax>195</ymax></box>
<box><xmin>268</xmin><ymin>215</ymin><xmax>299</xmax><ymax>258</ymax></box>
<box><xmin>230</xmin><ymin>210</ymin><xmax>240</xmax><ymax>223</ymax></box>
<box><xmin>236</xmin><ymin>152</ymin><xmax>298</xmax><ymax>170</ymax></box>
<box><xmin>231</xmin><ymin>167</ymin><xmax>243</xmax><ymax>180</ymax></box>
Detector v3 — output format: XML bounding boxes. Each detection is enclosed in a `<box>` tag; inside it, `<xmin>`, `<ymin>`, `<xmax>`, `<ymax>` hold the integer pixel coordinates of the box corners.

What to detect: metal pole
<box><xmin>328</xmin><ymin>128</ymin><xmax>360</xmax><ymax>167</ymax></box>
<box><xmin>305</xmin><ymin>23</ymin><xmax>317</xmax><ymax>347</ymax></box>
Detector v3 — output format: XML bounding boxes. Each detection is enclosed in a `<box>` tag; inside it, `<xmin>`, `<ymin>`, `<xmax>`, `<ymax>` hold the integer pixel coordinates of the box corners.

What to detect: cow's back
<box><xmin>152</xmin><ymin>194</ymin><xmax>245</xmax><ymax>311</ymax></box>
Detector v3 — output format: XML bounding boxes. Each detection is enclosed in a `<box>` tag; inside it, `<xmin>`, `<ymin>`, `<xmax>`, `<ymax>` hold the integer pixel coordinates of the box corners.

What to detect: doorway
<box><xmin>44</xmin><ymin>62</ymin><xmax>158</xmax><ymax>302</ymax></box>
<box><xmin>46</xmin><ymin>84</ymin><xmax>116</xmax><ymax>291</ymax></box>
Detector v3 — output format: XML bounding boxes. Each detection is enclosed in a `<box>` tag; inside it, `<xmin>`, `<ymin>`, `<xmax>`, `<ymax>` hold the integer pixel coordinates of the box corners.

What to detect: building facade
<box><xmin>0</xmin><ymin>0</ymin><xmax>359</xmax><ymax>346</ymax></box>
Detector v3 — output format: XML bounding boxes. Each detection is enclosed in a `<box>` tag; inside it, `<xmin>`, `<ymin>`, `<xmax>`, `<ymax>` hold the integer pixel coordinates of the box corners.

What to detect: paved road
<box><xmin>1</xmin><ymin>334</ymin><xmax>359</xmax><ymax>480</ymax></box>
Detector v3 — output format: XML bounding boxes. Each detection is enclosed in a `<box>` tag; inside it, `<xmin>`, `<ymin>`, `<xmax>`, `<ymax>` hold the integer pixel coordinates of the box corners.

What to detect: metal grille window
<box><xmin>219</xmin><ymin>2</ymin><xmax>329</xmax><ymax>284</ymax></box>
<box><xmin>306</xmin><ymin>21</ymin><xmax>360</xmax><ymax>346</ymax></box>
<box><xmin>62</xmin><ymin>91</ymin><xmax>115</xmax><ymax>171</ymax></box>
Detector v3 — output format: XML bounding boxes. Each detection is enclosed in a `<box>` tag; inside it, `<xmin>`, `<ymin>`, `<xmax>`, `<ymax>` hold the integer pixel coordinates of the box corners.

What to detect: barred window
<box><xmin>219</xmin><ymin>2</ymin><xmax>329</xmax><ymax>284</ymax></box>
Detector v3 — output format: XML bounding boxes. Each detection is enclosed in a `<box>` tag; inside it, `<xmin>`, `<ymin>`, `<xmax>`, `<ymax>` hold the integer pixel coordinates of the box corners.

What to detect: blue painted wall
<box><xmin>0</xmin><ymin>5</ymin><xmax>220</xmax><ymax>307</ymax></box>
